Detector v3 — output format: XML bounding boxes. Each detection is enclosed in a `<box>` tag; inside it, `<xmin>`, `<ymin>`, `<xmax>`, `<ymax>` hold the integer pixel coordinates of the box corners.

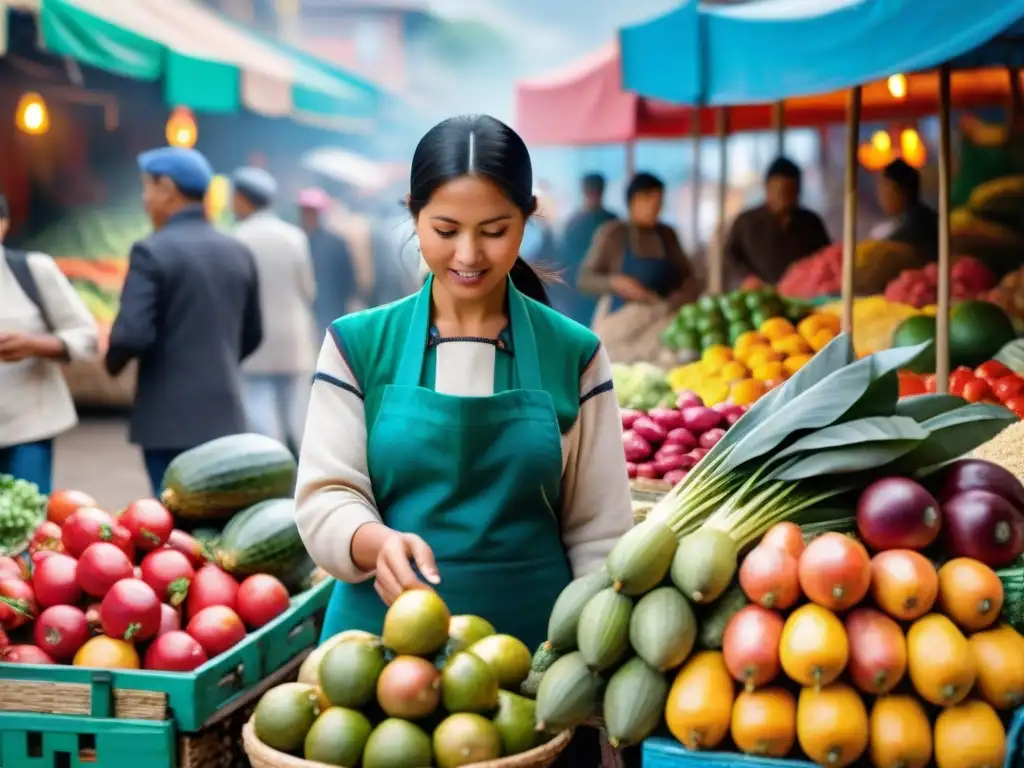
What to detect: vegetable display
<box><xmin>897</xmin><ymin>360</ymin><xmax>1024</xmax><ymax>419</ymax></box>
<box><xmin>890</xmin><ymin>299</ymin><xmax>1018</xmax><ymax>372</ymax></box>
<box><xmin>523</xmin><ymin>332</ymin><xmax>1024</xmax><ymax>764</ymax></box>
<box><xmin>0</xmin><ymin>474</ymin><xmax>47</xmax><ymax>556</ymax></box>
<box><xmin>883</xmin><ymin>257</ymin><xmax>995</xmax><ymax>308</ymax></box>
<box><xmin>249</xmin><ymin>591</ymin><xmax>545</xmax><ymax>767</ymax></box>
<box><xmin>612</xmin><ymin>363</ymin><xmax>674</xmax><ymax>411</ymax></box>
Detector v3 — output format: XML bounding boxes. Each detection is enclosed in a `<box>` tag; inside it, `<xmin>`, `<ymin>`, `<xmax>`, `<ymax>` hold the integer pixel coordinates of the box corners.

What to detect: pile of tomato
<box><xmin>898</xmin><ymin>360</ymin><xmax>1024</xmax><ymax>418</ymax></box>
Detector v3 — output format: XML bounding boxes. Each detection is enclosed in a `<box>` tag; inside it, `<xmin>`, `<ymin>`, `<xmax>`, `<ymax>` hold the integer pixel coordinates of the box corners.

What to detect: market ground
<box><xmin>54</xmin><ymin>413</ymin><xmax>150</xmax><ymax>510</ymax></box>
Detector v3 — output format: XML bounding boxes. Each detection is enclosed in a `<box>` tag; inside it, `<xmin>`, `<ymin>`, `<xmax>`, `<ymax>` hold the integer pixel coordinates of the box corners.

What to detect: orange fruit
<box><xmin>753</xmin><ymin>361</ymin><xmax>786</xmax><ymax>381</ymax></box>
<box><xmin>784</xmin><ymin>354</ymin><xmax>814</xmax><ymax>375</ymax></box>
<box><xmin>771</xmin><ymin>334</ymin><xmax>812</xmax><ymax>357</ymax></box>
<box><xmin>731</xmin><ymin>378</ymin><xmax>766</xmax><ymax>406</ymax></box>
<box><xmin>760</xmin><ymin>318</ymin><xmax>796</xmax><ymax>341</ymax></box>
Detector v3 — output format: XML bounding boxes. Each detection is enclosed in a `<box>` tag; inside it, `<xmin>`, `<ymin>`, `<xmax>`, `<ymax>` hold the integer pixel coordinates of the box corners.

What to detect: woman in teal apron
<box><xmin>295</xmin><ymin>115</ymin><xmax>634</xmax><ymax>766</ymax></box>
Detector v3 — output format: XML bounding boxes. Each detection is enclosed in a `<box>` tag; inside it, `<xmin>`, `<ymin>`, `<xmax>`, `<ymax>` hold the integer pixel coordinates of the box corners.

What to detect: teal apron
<box><xmin>320</xmin><ymin>278</ymin><xmax>574</xmax><ymax>652</ymax></box>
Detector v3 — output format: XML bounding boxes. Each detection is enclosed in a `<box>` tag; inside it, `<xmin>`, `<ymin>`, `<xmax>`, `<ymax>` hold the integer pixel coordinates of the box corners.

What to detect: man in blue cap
<box><xmin>106</xmin><ymin>146</ymin><xmax>264</xmax><ymax>499</ymax></box>
<box><xmin>231</xmin><ymin>166</ymin><xmax>317</xmax><ymax>454</ymax></box>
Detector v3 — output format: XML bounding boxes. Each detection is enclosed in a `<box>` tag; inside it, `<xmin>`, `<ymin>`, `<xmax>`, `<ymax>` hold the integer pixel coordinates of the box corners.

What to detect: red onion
<box><xmin>664</xmin><ymin>428</ymin><xmax>698</xmax><ymax>450</ymax></box>
<box><xmin>699</xmin><ymin>428</ymin><xmax>728</xmax><ymax>449</ymax></box>
<box><xmin>631</xmin><ymin>416</ymin><xmax>668</xmax><ymax>445</ymax></box>
<box><xmin>675</xmin><ymin>390</ymin><xmax>704</xmax><ymax>409</ymax></box>
<box><xmin>620</xmin><ymin>408</ymin><xmax>643</xmax><ymax>430</ymax></box>
<box><xmin>679</xmin><ymin>406</ymin><xmax>723</xmax><ymax>433</ymax></box>
<box><xmin>942</xmin><ymin>489</ymin><xmax>1024</xmax><ymax>568</ymax></box>
<box><xmin>647</xmin><ymin>408</ymin><xmax>686</xmax><ymax>431</ymax></box>
<box><xmin>623</xmin><ymin>430</ymin><xmax>653</xmax><ymax>462</ymax></box>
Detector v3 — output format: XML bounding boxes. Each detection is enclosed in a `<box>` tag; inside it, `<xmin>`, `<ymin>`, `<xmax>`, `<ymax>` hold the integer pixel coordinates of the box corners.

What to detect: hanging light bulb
<box><xmin>859</xmin><ymin>130</ymin><xmax>896</xmax><ymax>170</ymax></box>
<box><xmin>900</xmin><ymin>128</ymin><xmax>927</xmax><ymax>167</ymax></box>
<box><xmin>887</xmin><ymin>74</ymin><xmax>908</xmax><ymax>99</ymax></box>
<box><xmin>166</xmin><ymin>107</ymin><xmax>198</xmax><ymax>149</ymax></box>
<box><xmin>15</xmin><ymin>92</ymin><xmax>50</xmax><ymax>136</ymax></box>
<box><xmin>871</xmin><ymin>131</ymin><xmax>892</xmax><ymax>152</ymax></box>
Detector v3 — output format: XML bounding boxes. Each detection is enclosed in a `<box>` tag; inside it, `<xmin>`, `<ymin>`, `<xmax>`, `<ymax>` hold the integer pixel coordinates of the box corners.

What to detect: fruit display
<box><xmin>524</xmin><ymin>333</ymin><xmax>1023</xmax><ymax>760</ymax></box>
<box><xmin>0</xmin><ymin>493</ymin><xmax>307</xmax><ymax>670</ymax></box>
<box><xmin>777</xmin><ymin>240</ymin><xmax>924</xmax><ymax>300</ymax></box>
<box><xmin>249</xmin><ymin>590</ymin><xmax>548</xmax><ymax>767</ymax></box>
<box><xmin>660</xmin><ymin>287</ymin><xmax>811</xmax><ymax>354</ymax></box>
<box><xmin>621</xmin><ymin>394</ymin><xmax>746</xmax><ymax>484</ymax></box>
<box><xmin>665</xmin><ymin>313</ymin><xmax>841</xmax><ymax>406</ymax></box>
<box><xmin>817</xmin><ymin>296</ymin><xmax>935</xmax><ymax>358</ymax></box>
<box><xmin>951</xmin><ymin>176</ymin><xmax>1024</xmax><ymax>279</ymax></box>
<box><xmin>611</xmin><ymin>362</ymin><xmax>674</xmax><ymax>411</ymax></box>
<box><xmin>890</xmin><ymin>299</ymin><xmax>1018</xmax><ymax>372</ymax></box>
<box><xmin>0</xmin><ymin>474</ymin><xmax>47</xmax><ymax>556</ymax></box>
<box><xmin>883</xmin><ymin>257</ymin><xmax>996</xmax><ymax>308</ymax></box>
<box><xmin>897</xmin><ymin>361</ymin><xmax>1024</xmax><ymax>418</ymax></box>
<box><xmin>985</xmin><ymin>265</ymin><xmax>1024</xmax><ymax>329</ymax></box>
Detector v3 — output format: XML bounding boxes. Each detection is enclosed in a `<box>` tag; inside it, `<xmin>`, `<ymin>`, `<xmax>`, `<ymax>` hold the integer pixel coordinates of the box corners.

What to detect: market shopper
<box><xmin>578</xmin><ymin>171</ymin><xmax>698</xmax><ymax>363</ymax></box>
<box><xmin>724</xmin><ymin>157</ymin><xmax>831</xmax><ymax>285</ymax></box>
<box><xmin>232</xmin><ymin>168</ymin><xmax>318</xmax><ymax>454</ymax></box>
<box><xmin>106</xmin><ymin>148</ymin><xmax>263</xmax><ymax>496</ymax></box>
<box><xmin>0</xmin><ymin>195</ymin><xmax>99</xmax><ymax>492</ymax></box>
<box><xmin>873</xmin><ymin>158</ymin><xmax>939</xmax><ymax>255</ymax></box>
<box><xmin>294</xmin><ymin>115</ymin><xmax>633</xmax><ymax>766</ymax></box>
<box><xmin>299</xmin><ymin>188</ymin><xmax>358</xmax><ymax>333</ymax></box>
<box><xmin>554</xmin><ymin>172</ymin><xmax>617</xmax><ymax>325</ymax></box>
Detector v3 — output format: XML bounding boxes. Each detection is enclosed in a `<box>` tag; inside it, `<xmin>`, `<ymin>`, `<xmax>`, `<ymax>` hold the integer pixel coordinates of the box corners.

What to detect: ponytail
<box><xmin>510</xmin><ymin>257</ymin><xmax>551</xmax><ymax>306</ymax></box>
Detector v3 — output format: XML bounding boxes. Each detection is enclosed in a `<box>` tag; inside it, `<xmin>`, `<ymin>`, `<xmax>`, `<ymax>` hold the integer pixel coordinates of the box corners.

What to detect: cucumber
<box><xmin>215</xmin><ymin>498</ymin><xmax>307</xmax><ymax>580</ymax></box>
<box><xmin>161</xmin><ymin>433</ymin><xmax>297</xmax><ymax>519</ymax></box>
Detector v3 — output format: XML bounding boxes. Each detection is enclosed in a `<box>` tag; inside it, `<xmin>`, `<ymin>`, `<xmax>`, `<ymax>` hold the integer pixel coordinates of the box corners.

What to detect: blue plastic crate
<box><xmin>1009</xmin><ymin>706</ymin><xmax>1024</xmax><ymax>768</ymax></box>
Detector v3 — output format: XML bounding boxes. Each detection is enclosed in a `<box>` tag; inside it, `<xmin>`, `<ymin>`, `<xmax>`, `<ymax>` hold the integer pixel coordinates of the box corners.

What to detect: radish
<box><xmin>100</xmin><ymin>579</ymin><xmax>162</xmax><ymax>642</ymax></box>
<box><xmin>622</xmin><ymin>430</ymin><xmax>653</xmax><ymax>463</ymax></box>
<box><xmin>186</xmin><ymin>605</ymin><xmax>247</xmax><ymax>657</ymax></box>
<box><xmin>186</xmin><ymin>565</ymin><xmax>240</xmax><ymax>620</ymax></box>
<box><xmin>699</xmin><ymin>428</ymin><xmax>728</xmax><ymax>449</ymax></box>
<box><xmin>687</xmin><ymin>448</ymin><xmax>710</xmax><ymax>464</ymax></box>
<box><xmin>140</xmin><ymin>549</ymin><xmax>195</xmax><ymax>606</ymax></box>
<box><xmin>635</xmin><ymin>463</ymin><xmax>659</xmax><ymax>479</ymax></box>
<box><xmin>236</xmin><ymin>575</ymin><xmax>291</xmax><ymax>629</ymax></box>
<box><xmin>679</xmin><ymin>406</ymin><xmax>723</xmax><ymax>433</ymax></box>
<box><xmin>108</xmin><ymin>525</ymin><xmax>136</xmax><ymax>561</ymax></box>
<box><xmin>653</xmin><ymin>453</ymin><xmax>695</xmax><ymax>477</ymax></box>
<box><xmin>32</xmin><ymin>552</ymin><xmax>81</xmax><ymax>608</ymax></box>
<box><xmin>0</xmin><ymin>578</ymin><xmax>36</xmax><ymax>630</ymax></box>
<box><xmin>620</xmin><ymin>408</ymin><xmax>643</xmax><ymax>430</ymax></box>
<box><xmin>167</xmin><ymin>530</ymin><xmax>208</xmax><ymax>568</ymax></box>
<box><xmin>663</xmin><ymin>469</ymin><xmax>689</xmax><ymax>485</ymax></box>
<box><xmin>145</xmin><ymin>631</ymin><xmax>208</xmax><ymax>672</ymax></box>
<box><xmin>31</xmin><ymin>550</ymin><xmax>58</xmax><ymax>568</ymax></box>
<box><xmin>631</xmin><ymin>416</ymin><xmax>668</xmax><ymax>445</ymax></box>
<box><xmin>0</xmin><ymin>556</ymin><xmax>22</xmax><ymax>581</ymax></box>
<box><xmin>77</xmin><ymin>543</ymin><xmax>134</xmax><ymax>598</ymax></box>
<box><xmin>61</xmin><ymin>507</ymin><xmax>116</xmax><ymax>558</ymax></box>
<box><xmin>119</xmin><ymin>499</ymin><xmax>174</xmax><ymax>552</ymax></box>
<box><xmin>626</xmin><ymin>462</ymin><xmax>638</xmax><ymax>479</ymax></box>
<box><xmin>157</xmin><ymin>604</ymin><xmax>182</xmax><ymax>637</ymax></box>
<box><xmin>675</xmin><ymin>390</ymin><xmax>703</xmax><ymax>409</ymax></box>
<box><xmin>647</xmin><ymin>408</ymin><xmax>686</xmax><ymax>431</ymax></box>
<box><xmin>34</xmin><ymin>605</ymin><xmax>89</xmax><ymax>661</ymax></box>
<box><xmin>3</xmin><ymin>644</ymin><xmax>55</xmax><ymax>664</ymax></box>
<box><xmin>664</xmin><ymin>427</ymin><xmax>698</xmax><ymax>450</ymax></box>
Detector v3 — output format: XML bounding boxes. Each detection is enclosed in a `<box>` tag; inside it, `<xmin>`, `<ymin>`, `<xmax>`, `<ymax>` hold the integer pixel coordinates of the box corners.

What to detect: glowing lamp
<box><xmin>900</xmin><ymin>128</ymin><xmax>927</xmax><ymax>168</ymax></box>
<box><xmin>166</xmin><ymin>107</ymin><xmax>198</xmax><ymax>148</ymax></box>
<box><xmin>16</xmin><ymin>92</ymin><xmax>50</xmax><ymax>136</ymax></box>
<box><xmin>887</xmin><ymin>74</ymin><xmax>907</xmax><ymax>99</ymax></box>
<box><xmin>205</xmin><ymin>175</ymin><xmax>231</xmax><ymax>222</ymax></box>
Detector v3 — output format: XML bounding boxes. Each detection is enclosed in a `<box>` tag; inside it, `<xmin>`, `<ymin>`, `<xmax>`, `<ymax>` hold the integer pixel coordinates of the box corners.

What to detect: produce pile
<box><xmin>666</xmin><ymin>314</ymin><xmax>841</xmax><ymax>407</ymax></box>
<box><xmin>897</xmin><ymin>360</ymin><xmax>1024</xmax><ymax>419</ymax></box>
<box><xmin>522</xmin><ymin>333</ymin><xmax>1023</xmax><ymax>759</ymax></box>
<box><xmin>890</xmin><ymin>299</ymin><xmax>1019</xmax><ymax>372</ymax></box>
<box><xmin>622</xmin><ymin>394</ymin><xmax>745</xmax><ymax>484</ymax></box>
<box><xmin>883</xmin><ymin>258</ymin><xmax>995</xmax><ymax>308</ymax></box>
<box><xmin>0</xmin><ymin>433</ymin><xmax>316</xmax><ymax>671</ymax></box>
<box><xmin>818</xmin><ymin>297</ymin><xmax>934</xmax><ymax>358</ymax></box>
<box><xmin>251</xmin><ymin>590</ymin><xmax>546</xmax><ymax>768</ymax></box>
<box><xmin>984</xmin><ymin>265</ymin><xmax>1024</xmax><ymax>329</ymax></box>
<box><xmin>612</xmin><ymin>362</ymin><xmax>674</xmax><ymax>411</ymax></box>
<box><xmin>0</xmin><ymin>474</ymin><xmax>47</xmax><ymax>556</ymax></box>
<box><xmin>777</xmin><ymin>241</ymin><xmax>924</xmax><ymax>299</ymax></box>
<box><xmin>660</xmin><ymin>288</ymin><xmax>811</xmax><ymax>354</ymax></box>
<box><xmin>951</xmin><ymin>176</ymin><xmax>1024</xmax><ymax>279</ymax></box>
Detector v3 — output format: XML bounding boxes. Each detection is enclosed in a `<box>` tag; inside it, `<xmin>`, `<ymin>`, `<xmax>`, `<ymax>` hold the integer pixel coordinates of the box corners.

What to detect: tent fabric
<box><xmin>37</xmin><ymin>0</ymin><xmax>380</xmax><ymax>128</ymax></box>
<box><xmin>516</xmin><ymin>42</ymin><xmax>1019</xmax><ymax>146</ymax></box>
<box><xmin>620</xmin><ymin>0</ymin><xmax>1024</xmax><ymax>106</ymax></box>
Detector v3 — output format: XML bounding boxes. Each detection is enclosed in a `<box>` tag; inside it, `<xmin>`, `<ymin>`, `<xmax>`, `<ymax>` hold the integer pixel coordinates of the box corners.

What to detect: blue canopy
<box><xmin>620</xmin><ymin>0</ymin><xmax>1024</xmax><ymax>106</ymax></box>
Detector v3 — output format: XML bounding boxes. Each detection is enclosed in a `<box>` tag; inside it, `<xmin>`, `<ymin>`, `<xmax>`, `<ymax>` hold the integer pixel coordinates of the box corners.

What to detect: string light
<box><xmin>166</xmin><ymin>107</ymin><xmax>198</xmax><ymax>148</ymax></box>
<box><xmin>15</xmin><ymin>92</ymin><xmax>50</xmax><ymax>136</ymax></box>
<box><xmin>887</xmin><ymin>74</ymin><xmax>908</xmax><ymax>99</ymax></box>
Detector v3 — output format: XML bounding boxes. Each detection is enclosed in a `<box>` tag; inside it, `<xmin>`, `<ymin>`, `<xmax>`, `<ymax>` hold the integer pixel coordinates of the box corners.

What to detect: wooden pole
<box><xmin>841</xmin><ymin>86</ymin><xmax>862</xmax><ymax>335</ymax></box>
<box><xmin>691</xmin><ymin>109</ymin><xmax>703</xmax><ymax>259</ymax></box>
<box><xmin>710</xmin><ymin>107</ymin><xmax>728</xmax><ymax>295</ymax></box>
<box><xmin>772</xmin><ymin>101</ymin><xmax>785</xmax><ymax>156</ymax></box>
<box><xmin>625</xmin><ymin>141</ymin><xmax>636</xmax><ymax>178</ymax></box>
<box><xmin>936</xmin><ymin>66</ymin><xmax>952</xmax><ymax>393</ymax></box>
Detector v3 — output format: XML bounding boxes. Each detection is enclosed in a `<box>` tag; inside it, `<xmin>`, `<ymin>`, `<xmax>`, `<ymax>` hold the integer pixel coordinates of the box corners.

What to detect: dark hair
<box><xmin>0</xmin><ymin>195</ymin><xmax>8</xmax><ymax>221</ymax></box>
<box><xmin>625</xmin><ymin>172</ymin><xmax>664</xmax><ymax>203</ymax></box>
<box><xmin>766</xmin><ymin>157</ymin><xmax>802</xmax><ymax>183</ymax></box>
<box><xmin>582</xmin><ymin>173</ymin><xmax>605</xmax><ymax>196</ymax></box>
<box><xmin>883</xmin><ymin>158</ymin><xmax>920</xmax><ymax>200</ymax></box>
<box><xmin>408</xmin><ymin>114</ymin><xmax>549</xmax><ymax>305</ymax></box>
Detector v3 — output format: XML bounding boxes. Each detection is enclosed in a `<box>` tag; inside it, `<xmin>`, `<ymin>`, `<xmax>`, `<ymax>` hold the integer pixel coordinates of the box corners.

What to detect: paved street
<box><xmin>53</xmin><ymin>415</ymin><xmax>151</xmax><ymax>510</ymax></box>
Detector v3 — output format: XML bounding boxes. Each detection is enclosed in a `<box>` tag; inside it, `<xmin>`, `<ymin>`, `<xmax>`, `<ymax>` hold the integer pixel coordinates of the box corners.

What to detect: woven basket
<box><xmin>243</xmin><ymin>719</ymin><xmax>573</xmax><ymax>768</ymax></box>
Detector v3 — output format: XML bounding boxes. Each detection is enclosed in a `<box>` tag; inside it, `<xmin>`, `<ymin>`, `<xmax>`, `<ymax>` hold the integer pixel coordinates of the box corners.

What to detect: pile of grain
<box><xmin>972</xmin><ymin>420</ymin><xmax>1024</xmax><ymax>478</ymax></box>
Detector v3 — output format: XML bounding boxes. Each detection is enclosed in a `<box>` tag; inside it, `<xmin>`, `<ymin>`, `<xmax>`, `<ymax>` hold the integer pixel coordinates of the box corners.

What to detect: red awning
<box><xmin>515</xmin><ymin>42</ymin><xmax>1018</xmax><ymax>146</ymax></box>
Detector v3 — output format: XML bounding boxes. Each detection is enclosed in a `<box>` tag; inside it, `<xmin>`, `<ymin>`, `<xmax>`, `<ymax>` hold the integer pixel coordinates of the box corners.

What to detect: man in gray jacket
<box><xmin>107</xmin><ymin>148</ymin><xmax>263</xmax><ymax>495</ymax></box>
<box><xmin>232</xmin><ymin>167</ymin><xmax>317</xmax><ymax>454</ymax></box>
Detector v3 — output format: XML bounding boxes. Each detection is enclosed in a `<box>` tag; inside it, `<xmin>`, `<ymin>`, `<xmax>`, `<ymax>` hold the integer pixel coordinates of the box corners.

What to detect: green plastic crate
<box><xmin>0</xmin><ymin>712</ymin><xmax>176</xmax><ymax>768</ymax></box>
<box><xmin>1</xmin><ymin>578</ymin><xmax>333</xmax><ymax>733</ymax></box>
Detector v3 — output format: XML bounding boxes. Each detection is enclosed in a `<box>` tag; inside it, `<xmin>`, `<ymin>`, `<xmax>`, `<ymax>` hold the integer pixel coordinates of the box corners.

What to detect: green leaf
<box><xmin>700</xmin><ymin>333</ymin><xmax>854</xmax><ymax>465</ymax></box>
<box><xmin>889</xmin><ymin>402</ymin><xmax>1018</xmax><ymax>476</ymax></box>
<box><xmin>894</xmin><ymin>394</ymin><xmax>967</xmax><ymax>422</ymax></box>
<box><xmin>771</xmin><ymin>416</ymin><xmax>929</xmax><ymax>461</ymax></box>
<box><xmin>724</xmin><ymin>353</ymin><xmax>875</xmax><ymax>471</ymax></box>
<box><xmin>842</xmin><ymin>341</ymin><xmax>934</xmax><ymax>420</ymax></box>
<box><xmin>772</xmin><ymin>437</ymin><xmax>926</xmax><ymax>481</ymax></box>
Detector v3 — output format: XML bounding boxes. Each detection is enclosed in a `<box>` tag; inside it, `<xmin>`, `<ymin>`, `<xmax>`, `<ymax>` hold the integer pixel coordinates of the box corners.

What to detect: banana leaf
<box><xmin>842</xmin><ymin>342</ymin><xmax>935</xmax><ymax>421</ymax></box>
<box><xmin>894</xmin><ymin>402</ymin><xmax>1018</xmax><ymax>476</ymax></box>
<box><xmin>894</xmin><ymin>393</ymin><xmax>968</xmax><ymax>422</ymax></box>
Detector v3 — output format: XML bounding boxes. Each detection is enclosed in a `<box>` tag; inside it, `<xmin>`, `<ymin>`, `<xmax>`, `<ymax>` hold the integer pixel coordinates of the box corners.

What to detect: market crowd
<box><xmin>0</xmin><ymin>141</ymin><xmax>936</xmax><ymax>497</ymax></box>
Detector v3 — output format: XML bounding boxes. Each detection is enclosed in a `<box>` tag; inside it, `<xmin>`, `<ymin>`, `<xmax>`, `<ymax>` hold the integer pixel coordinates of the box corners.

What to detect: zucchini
<box><xmin>215</xmin><ymin>498</ymin><xmax>307</xmax><ymax>581</ymax></box>
<box><xmin>161</xmin><ymin>433</ymin><xmax>297</xmax><ymax>519</ymax></box>
<box><xmin>576</xmin><ymin>588</ymin><xmax>632</xmax><ymax>672</ymax></box>
<box><xmin>606</xmin><ymin>519</ymin><xmax>678</xmax><ymax>596</ymax></box>
<box><xmin>545</xmin><ymin>570</ymin><xmax>611</xmax><ymax>652</ymax></box>
<box><xmin>630</xmin><ymin>586</ymin><xmax>696</xmax><ymax>671</ymax></box>
<box><xmin>603</xmin><ymin>657</ymin><xmax>669</xmax><ymax>748</ymax></box>
<box><xmin>534</xmin><ymin>652</ymin><xmax>603</xmax><ymax>733</ymax></box>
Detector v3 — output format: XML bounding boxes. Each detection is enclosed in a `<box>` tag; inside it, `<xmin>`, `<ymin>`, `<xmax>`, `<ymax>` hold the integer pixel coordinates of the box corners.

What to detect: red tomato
<box><xmin>992</xmin><ymin>375</ymin><xmax>1024</xmax><ymax>402</ymax></box>
<box><xmin>1003</xmin><ymin>396</ymin><xmax>1024</xmax><ymax>419</ymax></box>
<box><xmin>962</xmin><ymin>378</ymin><xmax>992</xmax><ymax>403</ymax></box>
<box><xmin>949</xmin><ymin>369</ymin><xmax>975</xmax><ymax>397</ymax></box>
<box><xmin>898</xmin><ymin>371</ymin><xmax>927</xmax><ymax>398</ymax></box>
<box><xmin>975</xmin><ymin>360</ymin><xmax>1013</xmax><ymax>380</ymax></box>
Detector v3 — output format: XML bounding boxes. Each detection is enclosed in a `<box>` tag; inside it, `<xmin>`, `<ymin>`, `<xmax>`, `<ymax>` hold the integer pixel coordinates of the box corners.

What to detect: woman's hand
<box><xmin>374</xmin><ymin>531</ymin><xmax>440</xmax><ymax>606</ymax></box>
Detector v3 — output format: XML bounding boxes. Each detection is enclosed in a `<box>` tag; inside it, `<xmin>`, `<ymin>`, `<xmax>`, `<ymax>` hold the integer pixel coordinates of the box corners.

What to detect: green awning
<box><xmin>37</xmin><ymin>0</ymin><xmax>381</xmax><ymax>131</ymax></box>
